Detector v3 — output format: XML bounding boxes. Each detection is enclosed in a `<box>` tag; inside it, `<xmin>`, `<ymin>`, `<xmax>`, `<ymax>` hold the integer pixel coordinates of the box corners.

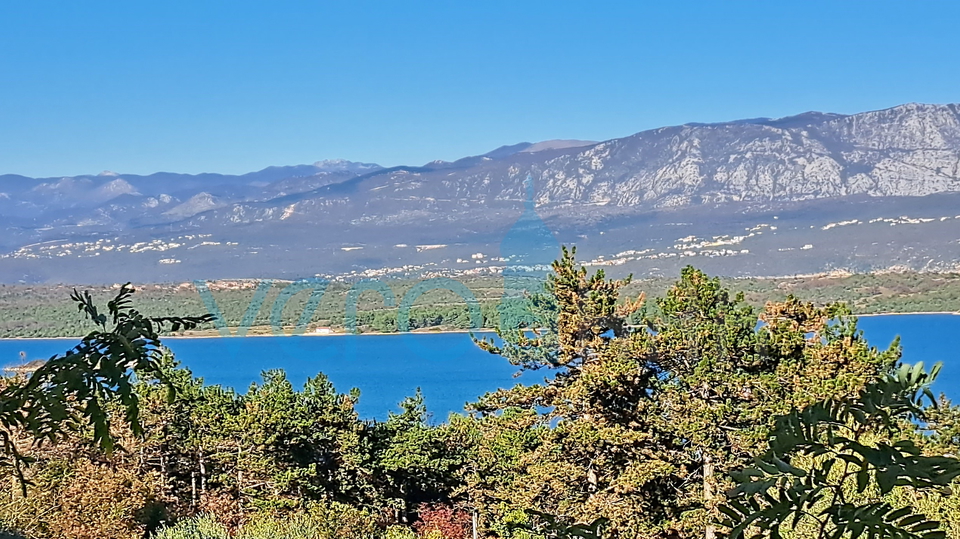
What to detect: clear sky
<box><xmin>2</xmin><ymin>1</ymin><xmax>959</xmax><ymax>177</ymax></box>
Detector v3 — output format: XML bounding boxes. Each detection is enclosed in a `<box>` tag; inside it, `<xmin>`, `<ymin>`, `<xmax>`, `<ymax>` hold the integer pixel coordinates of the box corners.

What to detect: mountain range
<box><xmin>4</xmin><ymin>102</ymin><xmax>960</xmax><ymax>283</ymax></box>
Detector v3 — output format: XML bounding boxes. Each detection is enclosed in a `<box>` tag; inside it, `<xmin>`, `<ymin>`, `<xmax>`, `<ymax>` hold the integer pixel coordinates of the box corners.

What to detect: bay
<box><xmin>0</xmin><ymin>331</ymin><xmax>538</xmax><ymax>421</ymax></box>
<box><xmin>1</xmin><ymin>314</ymin><xmax>959</xmax><ymax>420</ymax></box>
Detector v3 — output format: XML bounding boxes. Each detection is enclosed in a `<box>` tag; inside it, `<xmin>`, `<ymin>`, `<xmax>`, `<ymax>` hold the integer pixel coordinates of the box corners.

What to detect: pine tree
<box><xmin>471</xmin><ymin>251</ymin><xmax>899</xmax><ymax>538</ymax></box>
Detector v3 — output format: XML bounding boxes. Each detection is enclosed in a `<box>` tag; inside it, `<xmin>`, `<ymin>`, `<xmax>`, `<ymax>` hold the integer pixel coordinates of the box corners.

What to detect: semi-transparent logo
<box><xmin>193</xmin><ymin>174</ymin><xmax>560</xmax><ymax>362</ymax></box>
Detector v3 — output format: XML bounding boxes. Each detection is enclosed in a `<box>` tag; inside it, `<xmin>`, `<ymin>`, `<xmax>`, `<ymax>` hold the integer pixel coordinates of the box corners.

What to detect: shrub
<box><xmin>413</xmin><ymin>503</ymin><xmax>471</xmax><ymax>539</ymax></box>
<box><xmin>383</xmin><ymin>526</ymin><xmax>418</xmax><ymax>539</ymax></box>
<box><xmin>152</xmin><ymin>515</ymin><xmax>229</xmax><ymax>539</ymax></box>
<box><xmin>0</xmin><ymin>457</ymin><xmax>164</xmax><ymax>539</ymax></box>
<box><xmin>152</xmin><ymin>502</ymin><xmax>381</xmax><ymax>539</ymax></box>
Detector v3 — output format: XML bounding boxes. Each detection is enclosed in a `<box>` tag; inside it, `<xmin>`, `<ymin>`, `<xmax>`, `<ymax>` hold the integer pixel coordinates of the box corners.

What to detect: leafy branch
<box><xmin>0</xmin><ymin>283</ymin><xmax>214</xmax><ymax>492</ymax></box>
<box><xmin>719</xmin><ymin>362</ymin><xmax>960</xmax><ymax>539</ymax></box>
<box><xmin>507</xmin><ymin>509</ymin><xmax>610</xmax><ymax>539</ymax></box>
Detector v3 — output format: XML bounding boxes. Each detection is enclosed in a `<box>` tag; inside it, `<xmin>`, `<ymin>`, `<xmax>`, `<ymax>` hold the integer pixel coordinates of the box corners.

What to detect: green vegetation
<box><xmin>0</xmin><ymin>285</ymin><xmax>212</xmax><ymax>538</ymax></box>
<box><xmin>0</xmin><ymin>284</ymin><xmax>212</xmax><ymax>488</ymax></box>
<box><xmin>3</xmin><ymin>272</ymin><xmax>960</xmax><ymax>339</ymax></box>
<box><xmin>721</xmin><ymin>362</ymin><xmax>960</xmax><ymax>539</ymax></box>
<box><xmin>0</xmin><ymin>278</ymin><xmax>503</xmax><ymax>338</ymax></box>
<box><xmin>2</xmin><ymin>256</ymin><xmax>960</xmax><ymax>539</ymax></box>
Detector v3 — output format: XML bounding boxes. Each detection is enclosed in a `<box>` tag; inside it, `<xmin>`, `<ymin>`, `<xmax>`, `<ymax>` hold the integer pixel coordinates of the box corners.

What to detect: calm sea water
<box><xmin>1</xmin><ymin>314</ymin><xmax>959</xmax><ymax>420</ymax></box>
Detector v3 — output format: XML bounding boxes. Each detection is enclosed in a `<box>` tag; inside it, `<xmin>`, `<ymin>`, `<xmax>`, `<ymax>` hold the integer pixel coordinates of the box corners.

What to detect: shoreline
<box><xmin>854</xmin><ymin>311</ymin><xmax>960</xmax><ymax>318</ymax></box>
<box><xmin>3</xmin><ymin>312</ymin><xmax>960</xmax><ymax>342</ymax></box>
<box><xmin>0</xmin><ymin>327</ymin><xmax>496</xmax><ymax>341</ymax></box>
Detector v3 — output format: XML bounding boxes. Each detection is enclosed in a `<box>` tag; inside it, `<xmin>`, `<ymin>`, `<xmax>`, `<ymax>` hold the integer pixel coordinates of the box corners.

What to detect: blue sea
<box><xmin>2</xmin><ymin>314</ymin><xmax>959</xmax><ymax>420</ymax></box>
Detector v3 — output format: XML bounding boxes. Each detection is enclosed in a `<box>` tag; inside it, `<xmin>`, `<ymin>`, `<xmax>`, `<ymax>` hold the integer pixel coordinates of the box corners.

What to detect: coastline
<box><xmin>163</xmin><ymin>328</ymin><xmax>493</xmax><ymax>339</ymax></box>
<box><xmin>854</xmin><ymin>311</ymin><xmax>960</xmax><ymax>318</ymax></box>
<box><xmin>3</xmin><ymin>311</ymin><xmax>960</xmax><ymax>341</ymax></box>
<box><xmin>0</xmin><ymin>327</ymin><xmax>495</xmax><ymax>341</ymax></box>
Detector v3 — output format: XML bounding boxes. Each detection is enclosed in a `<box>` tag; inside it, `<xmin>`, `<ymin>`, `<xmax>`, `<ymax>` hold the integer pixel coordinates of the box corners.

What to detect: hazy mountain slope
<box><xmin>4</xmin><ymin>102</ymin><xmax>960</xmax><ymax>283</ymax></box>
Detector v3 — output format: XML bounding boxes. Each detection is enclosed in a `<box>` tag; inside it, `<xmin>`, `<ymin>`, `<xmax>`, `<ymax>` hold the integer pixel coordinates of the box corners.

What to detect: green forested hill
<box><xmin>2</xmin><ymin>271</ymin><xmax>960</xmax><ymax>338</ymax></box>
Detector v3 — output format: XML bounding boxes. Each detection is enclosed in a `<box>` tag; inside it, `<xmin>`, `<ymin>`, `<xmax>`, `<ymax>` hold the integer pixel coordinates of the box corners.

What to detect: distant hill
<box><xmin>519</xmin><ymin>139</ymin><xmax>598</xmax><ymax>153</ymax></box>
<box><xmin>3</xmin><ymin>102</ymin><xmax>960</xmax><ymax>283</ymax></box>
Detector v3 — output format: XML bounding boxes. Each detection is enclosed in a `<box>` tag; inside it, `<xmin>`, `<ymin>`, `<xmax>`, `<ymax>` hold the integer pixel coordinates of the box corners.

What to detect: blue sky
<box><xmin>2</xmin><ymin>1</ymin><xmax>959</xmax><ymax>177</ymax></box>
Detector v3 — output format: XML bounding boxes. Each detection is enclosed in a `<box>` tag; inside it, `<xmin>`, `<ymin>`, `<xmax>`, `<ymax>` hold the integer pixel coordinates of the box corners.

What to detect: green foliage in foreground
<box><xmin>0</xmin><ymin>284</ymin><xmax>212</xmax><ymax>489</ymax></box>
<box><xmin>152</xmin><ymin>503</ymin><xmax>384</xmax><ymax>539</ymax></box>
<box><xmin>721</xmin><ymin>362</ymin><xmax>960</xmax><ymax>539</ymax></box>
<box><xmin>506</xmin><ymin>509</ymin><xmax>609</xmax><ymax>539</ymax></box>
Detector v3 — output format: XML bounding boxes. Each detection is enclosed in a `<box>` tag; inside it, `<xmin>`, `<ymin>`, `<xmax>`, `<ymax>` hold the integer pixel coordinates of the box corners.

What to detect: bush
<box><xmin>152</xmin><ymin>515</ymin><xmax>229</xmax><ymax>539</ymax></box>
<box><xmin>382</xmin><ymin>526</ymin><xmax>417</xmax><ymax>539</ymax></box>
<box><xmin>151</xmin><ymin>502</ymin><xmax>381</xmax><ymax>539</ymax></box>
<box><xmin>0</xmin><ymin>457</ymin><xmax>164</xmax><ymax>539</ymax></box>
<box><xmin>413</xmin><ymin>503</ymin><xmax>471</xmax><ymax>539</ymax></box>
<box><xmin>239</xmin><ymin>504</ymin><xmax>376</xmax><ymax>539</ymax></box>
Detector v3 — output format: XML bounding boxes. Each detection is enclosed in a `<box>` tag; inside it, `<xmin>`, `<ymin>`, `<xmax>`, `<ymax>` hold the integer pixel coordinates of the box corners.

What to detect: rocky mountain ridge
<box><xmin>3</xmin><ymin>102</ymin><xmax>960</xmax><ymax>283</ymax></box>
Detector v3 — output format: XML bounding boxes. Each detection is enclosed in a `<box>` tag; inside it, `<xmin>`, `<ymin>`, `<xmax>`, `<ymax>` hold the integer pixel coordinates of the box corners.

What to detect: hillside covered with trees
<box><xmin>3</xmin><ymin>272</ymin><xmax>960</xmax><ymax>339</ymax></box>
